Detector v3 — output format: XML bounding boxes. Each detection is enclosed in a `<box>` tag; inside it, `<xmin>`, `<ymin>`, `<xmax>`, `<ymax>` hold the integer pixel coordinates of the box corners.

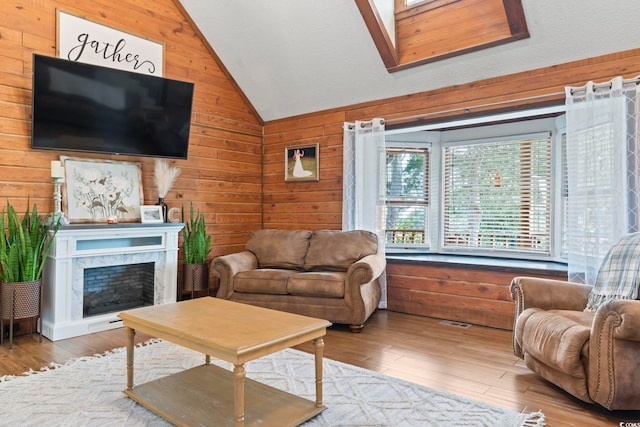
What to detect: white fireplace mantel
<box><xmin>42</xmin><ymin>223</ymin><xmax>183</xmax><ymax>341</ymax></box>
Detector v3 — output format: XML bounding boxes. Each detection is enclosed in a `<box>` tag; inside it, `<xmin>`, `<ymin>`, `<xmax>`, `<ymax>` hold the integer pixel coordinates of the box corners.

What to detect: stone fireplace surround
<box><xmin>42</xmin><ymin>223</ymin><xmax>183</xmax><ymax>341</ymax></box>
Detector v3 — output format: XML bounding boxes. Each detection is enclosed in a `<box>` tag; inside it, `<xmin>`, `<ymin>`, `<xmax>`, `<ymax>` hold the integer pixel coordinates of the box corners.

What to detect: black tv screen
<box><xmin>31</xmin><ymin>54</ymin><xmax>194</xmax><ymax>159</ymax></box>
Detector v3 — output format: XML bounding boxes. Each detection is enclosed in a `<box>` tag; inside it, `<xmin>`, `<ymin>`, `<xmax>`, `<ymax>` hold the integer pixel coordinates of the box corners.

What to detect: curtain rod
<box><xmin>568</xmin><ymin>74</ymin><xmax>640</xmax><ymax>95</ymax></box>
<box><xmin>385</xmin><ymin>91</ymin><xmax>565</xmax><ymax>125</ymax></box>
<box><xmin>350</xmin><ymin>76</ymin><xmax>640</xmax><ymax>127</ymax></box>
<box><xmin>345</xmin><ymin>118</ymin><xmax>386</xmax><ymax>130</ymax></box>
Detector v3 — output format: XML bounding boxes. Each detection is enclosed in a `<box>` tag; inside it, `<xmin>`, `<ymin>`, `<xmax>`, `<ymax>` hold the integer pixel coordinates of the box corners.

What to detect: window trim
<box><xmin>385</xmin><ymin>145</ymin><xmax>432</xmax><ymax>251</ymax></box>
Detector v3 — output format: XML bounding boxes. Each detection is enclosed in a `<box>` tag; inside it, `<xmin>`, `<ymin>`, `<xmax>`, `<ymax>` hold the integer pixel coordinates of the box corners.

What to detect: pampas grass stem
<box><xmin>154</xmin><ymin>159</ymin><xmax>181</xmax><ymax>198</ymax></box>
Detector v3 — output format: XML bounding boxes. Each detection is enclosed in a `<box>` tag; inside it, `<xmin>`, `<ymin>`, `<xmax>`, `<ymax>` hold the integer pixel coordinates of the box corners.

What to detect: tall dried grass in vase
<box><xmin>154</xmin><ymin>159</ymin><xmax>181</xmax><ymax>199</ymax></box>
<box><xmin>153</xmin><ymin>159</ymin><xmax>180</xmax><ymax>222</ymax></box>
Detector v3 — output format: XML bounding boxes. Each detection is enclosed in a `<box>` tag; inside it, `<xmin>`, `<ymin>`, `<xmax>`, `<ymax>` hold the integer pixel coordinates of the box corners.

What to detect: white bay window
<box><xmin>385</xmin><ymin>110</ymin><xmax>565</xmax><ymax>261</ymax></box>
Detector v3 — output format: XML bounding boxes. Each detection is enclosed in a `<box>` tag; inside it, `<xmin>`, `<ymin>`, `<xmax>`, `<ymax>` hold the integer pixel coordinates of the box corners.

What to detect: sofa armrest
<box><xmin>593</xmin><ymin>299</ymin><xmax>640</xmax><ymax>342</ymax></box>
<box><xmin>510</xmin><ymin>276</ymin><xmax>591</xmax><ymax>359</ymax></box>
<box><xmin>589</xmin><ymin>299</ymin><xmax>640</xmax><ymax>410</ymax></box>
<box><xmin>510</xmin><ymin>276</ymin><xmax>591</xmax><ymax>314</ymax></box>
<box><xmin>344</xmin><ymin>251</ymin><xmax>386</xmax><ymax>324</ymax></box>
<box><xmin>346</xmin><ymin>252</ymin><xmax>387</xmax><ymax>286</ymax></box>
<box><xmin>212</xmin><ymin>251</ymin><xmax>258</xmax><ymax>299</ymax></box>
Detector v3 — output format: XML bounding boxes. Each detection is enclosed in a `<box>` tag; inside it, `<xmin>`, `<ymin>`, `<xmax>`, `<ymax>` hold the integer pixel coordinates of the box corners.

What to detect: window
<box><xmin>396</xmin><ymin>0</ymin><xmax>449</xmax><ymax>12</ymax></box>
<box><xmin>386</xmin><ymin>147</ymin><xmax>430</xmax><ymax>249</ymax></box>
<box><xmin>565</xmin><ymin>111</ymin><xmax>636</xmax><ymax>263</ymax></box>
<box><xmin>385</xmin><ymin>111</ymin><xmax>565</xmax><ymax>260</ymax></box>
<box><xmin>442</xmin><ymin>134</ymin><xmax>552</xmax><ymax>255</ymax></box>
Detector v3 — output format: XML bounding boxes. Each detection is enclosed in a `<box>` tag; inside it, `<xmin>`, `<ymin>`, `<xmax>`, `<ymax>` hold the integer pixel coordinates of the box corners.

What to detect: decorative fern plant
<box><xmin>181</xmin><ymin>202</ymin><xmax>211</xmax><ymax>265</ymax></box>
<box><xmin>0</xmin><ymin>201</ymin><xmax>60</xmax><ymax>283</ymax></box>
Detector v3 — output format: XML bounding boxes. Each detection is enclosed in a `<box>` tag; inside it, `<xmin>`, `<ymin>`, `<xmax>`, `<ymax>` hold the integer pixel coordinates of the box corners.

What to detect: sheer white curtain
<box><xmin>565</xmin><ymin>76</ymin><xmax>640</xmax><ymax>284</ymax></box>
<box><xmin>343</xmin><ymin>118</ymin><xmax>387</xmax><ymax>307</ymax></box>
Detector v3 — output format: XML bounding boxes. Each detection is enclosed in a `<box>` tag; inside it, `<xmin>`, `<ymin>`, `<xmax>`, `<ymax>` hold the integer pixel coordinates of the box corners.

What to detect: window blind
<box><xmin>442</xmin><ymin>135</ymin><xmax>552</xmax><ymax>254</ymax></box>
<box><xmin>385</xmin><ymin>147</ymin><xmax>429</xmax><ymax>247</ymax></box>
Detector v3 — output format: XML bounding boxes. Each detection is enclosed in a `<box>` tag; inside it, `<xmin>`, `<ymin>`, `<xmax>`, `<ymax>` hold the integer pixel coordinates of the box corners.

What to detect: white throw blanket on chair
<box><xmin>585</xmin><ymin>232</ymin><xmax>640</xmax><ymax>311</ymax></box>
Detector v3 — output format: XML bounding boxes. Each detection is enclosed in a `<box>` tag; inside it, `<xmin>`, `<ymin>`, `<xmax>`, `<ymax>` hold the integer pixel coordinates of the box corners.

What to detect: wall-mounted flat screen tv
<box><xmin>31</xmin><ymin>54</ymin><xmax>194</xmax><ymax>159</ymax></box>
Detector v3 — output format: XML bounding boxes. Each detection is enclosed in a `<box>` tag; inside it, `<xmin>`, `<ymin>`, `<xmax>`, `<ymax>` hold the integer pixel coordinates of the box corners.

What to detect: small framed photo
<box><xmin>140</xmin><ymin>205</ymin><xmax>163</xmax><ymax>223</ymax></box>
<box><xmin>285</xmin><ymin>143</ymin><xmax>319</xmax><ymax>182</ymax></box>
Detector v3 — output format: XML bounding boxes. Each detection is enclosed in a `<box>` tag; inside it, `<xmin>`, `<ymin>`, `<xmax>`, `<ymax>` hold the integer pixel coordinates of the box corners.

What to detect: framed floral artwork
<box><xmin>61</xmin><ymin>156</ymin><xmax>143</xmax><ymax>223</ymax></box>
<box><xmin>285</xmin><ymin>143</ymin><xmax>319</xmax><ymax>182</ymax></box>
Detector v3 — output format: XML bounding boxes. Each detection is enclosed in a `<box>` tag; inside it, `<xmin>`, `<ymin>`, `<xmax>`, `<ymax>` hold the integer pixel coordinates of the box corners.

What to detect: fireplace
<box><xmin>42</xmin><ymin>223</ymin><xmax>183</xmax><ymax>341</ymax></box>
<box><xmin>83</xmin><ymin>262</ymin><xmax>155</xmax><ymax>317</ymax></box>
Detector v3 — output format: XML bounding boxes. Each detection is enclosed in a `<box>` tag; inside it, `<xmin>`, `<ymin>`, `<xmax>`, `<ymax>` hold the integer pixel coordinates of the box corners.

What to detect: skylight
<box><xmin>355</xmin><ymin>0</ymin><xmax>530</xmax><ymax>72</ymax></box>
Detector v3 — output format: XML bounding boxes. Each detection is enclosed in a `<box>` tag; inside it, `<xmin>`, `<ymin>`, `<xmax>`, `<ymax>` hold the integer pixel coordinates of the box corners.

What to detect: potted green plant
<box><xmin>0</xmin><ymin>201</ymin><xmax>60</xmax><ymax>347</ymax></box>
<box><xmin>181</xmin><ymin>202</ymin><xmax>211</xmax><ymax>298</ymax></box>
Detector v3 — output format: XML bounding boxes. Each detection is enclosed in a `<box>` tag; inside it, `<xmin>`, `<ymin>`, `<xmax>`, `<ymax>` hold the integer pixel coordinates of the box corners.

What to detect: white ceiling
<box><xmin>178</xmin><ymin>0</ymin><xmax>640</xmax><ymax>122</ymax></box>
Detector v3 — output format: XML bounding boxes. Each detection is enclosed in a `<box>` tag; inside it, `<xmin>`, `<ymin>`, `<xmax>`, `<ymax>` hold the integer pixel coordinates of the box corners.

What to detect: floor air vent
<box><xmin>440</xmin><ymin>320</ymin><xmax>471</xmax><ymax>329</ymax></box>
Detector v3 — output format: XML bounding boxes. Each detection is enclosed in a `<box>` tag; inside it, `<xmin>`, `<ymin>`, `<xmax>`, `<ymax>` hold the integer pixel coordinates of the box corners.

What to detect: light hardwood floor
<box><xmin>1</xmin><ymin>310</ymin><xmax>639</xmax><ymax>426</ymax></box>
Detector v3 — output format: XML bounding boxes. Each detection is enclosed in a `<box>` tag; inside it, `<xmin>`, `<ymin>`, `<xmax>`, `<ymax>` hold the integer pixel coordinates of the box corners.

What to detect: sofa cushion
<box><xmin>287</xmin><ymin>272</ymin><xmax>346</xmax><ymax>298</ymax></box>
<box><xmin>519</xmin><ymin>308</ymin><xmax>593</xmax><ymax>377</ymax></box>
<box><xmin>304</xmin><ymin>230</ymin><xmax>378</xmax><ymax>272</ymax></box>
<box><xmin>233</xmin><ymin>269</ymin><xmax>297</xmax><ymax>295</ymax></box>
<box><xmin>246</xmin><ymin>229</ymin><xmax>312</xmax><ymax>270</ymax></box>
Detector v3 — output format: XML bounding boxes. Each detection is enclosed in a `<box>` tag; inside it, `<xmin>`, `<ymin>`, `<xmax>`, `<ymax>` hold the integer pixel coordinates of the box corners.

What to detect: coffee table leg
<box><xmin>314</xmin><ymin>337</ymin><xmax>324</xmax><ymax>407</ymax></box>
<box><xmin>233</xmin><ymin>363</ymin><xmax>245</xmax><ymax>426</ymax></box>
<box><xmin>126</xmin><ymin>327</ymin><xmax>135</xmax><ymax>390</ymax></box>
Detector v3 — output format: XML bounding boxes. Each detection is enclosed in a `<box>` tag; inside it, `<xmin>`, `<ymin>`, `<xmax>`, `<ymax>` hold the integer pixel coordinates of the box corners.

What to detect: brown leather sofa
<box><xmin>510</xmin><ymin>276</ymin><xmax>640</xmax><ymax>410</ymax></box>
<box><xmin>212</xmin><ymin>229</ymin><xmax>386</xmax><ymax>331</ymax></box>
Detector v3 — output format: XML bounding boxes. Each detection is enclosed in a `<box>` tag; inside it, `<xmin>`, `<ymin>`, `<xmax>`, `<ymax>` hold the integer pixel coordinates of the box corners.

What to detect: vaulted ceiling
<box><xmin>178</xmin><ymin>0</ymin><xmax>640</xmax><ymax>122</ymax></box>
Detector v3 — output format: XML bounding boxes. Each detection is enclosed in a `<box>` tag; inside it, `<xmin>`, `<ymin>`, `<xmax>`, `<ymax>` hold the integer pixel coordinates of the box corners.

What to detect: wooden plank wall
<box><xmin>387</xmin><ymin>261</ymin><xmax>566</xmax><ymax>330</ymax></box>
<box><xmin>396</xmin><ymin>0</ymin><xmax>512</xmax><ymax>65</ymax></box>
<box><xmin>262</xmin><ymin>112</ymin><xmax>346</xmax><ymax>230</ymax></box>
<box><xmin>0</xmin><ymin>0</ymin><xmax>262</xmax><ymax>292</ymax></box>
<box><xmin>263</xmin><ymin>47</ymin><xmax>640</xmax><ymax>329</ymax></box>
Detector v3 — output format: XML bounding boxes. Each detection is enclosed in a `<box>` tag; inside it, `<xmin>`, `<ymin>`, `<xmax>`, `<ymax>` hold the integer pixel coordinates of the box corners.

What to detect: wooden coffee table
<box><xmin>118</xmin><ymin>297</ymin><xmax>331</xmax><ymax>426</ymax></box>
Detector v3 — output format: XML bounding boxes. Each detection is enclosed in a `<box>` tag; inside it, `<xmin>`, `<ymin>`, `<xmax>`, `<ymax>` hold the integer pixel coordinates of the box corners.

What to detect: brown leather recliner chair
<box><xmin>510</xmin><ymin>275</ymin><xmax>640</xmax><ymax>410</ymax></box>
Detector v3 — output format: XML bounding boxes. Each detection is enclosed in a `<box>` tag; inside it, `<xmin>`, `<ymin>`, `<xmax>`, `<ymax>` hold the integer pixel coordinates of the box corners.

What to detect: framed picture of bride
<box><xmin>285</xmin><ymin>143</ymin><xmax>319</xmax><ymax>182</ymax></box>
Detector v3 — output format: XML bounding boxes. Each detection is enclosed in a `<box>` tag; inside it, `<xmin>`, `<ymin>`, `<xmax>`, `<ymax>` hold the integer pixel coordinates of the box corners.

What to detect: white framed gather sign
<box><xmin>56</xmin><ymin>10</ymin><xmax>164</xmax><ymax>76</ymax></box>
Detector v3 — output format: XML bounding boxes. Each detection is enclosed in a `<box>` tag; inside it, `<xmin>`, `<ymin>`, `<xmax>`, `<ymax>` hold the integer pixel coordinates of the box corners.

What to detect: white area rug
<box><xmin>0</xmin><ymin>340</ymin><xmax>544</xmax><ymax>426</ymax></box>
